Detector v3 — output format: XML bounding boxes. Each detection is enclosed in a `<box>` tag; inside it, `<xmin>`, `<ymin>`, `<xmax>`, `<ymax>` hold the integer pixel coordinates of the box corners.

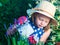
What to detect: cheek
<box><xmin>36</xmin><ymin>19</ymin><xmax>40</xmax><ymax>24</ymax></box>
<box><xmin>35</xmin><ymin>19</ymin><xmax>40</xmax><ymax>25</ymax></box>
<box><xmin>43</xmin><ymin>23</ymin><xmax>48</xmax><ymax>27</ymax></box>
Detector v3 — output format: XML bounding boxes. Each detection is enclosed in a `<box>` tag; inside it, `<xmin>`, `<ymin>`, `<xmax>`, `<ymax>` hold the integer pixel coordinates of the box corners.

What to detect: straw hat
<box><xmin>27</xmin><ymin>1</ymin><xmax>57</xmax><ymax>26</ymax></box>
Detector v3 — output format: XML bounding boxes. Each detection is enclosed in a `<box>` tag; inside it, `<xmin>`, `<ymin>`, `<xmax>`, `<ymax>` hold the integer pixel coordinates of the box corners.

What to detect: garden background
<box><xmin>0</xmin><ymin>0</ymin><xmax>60</xmax><ymax>45</ymax></box>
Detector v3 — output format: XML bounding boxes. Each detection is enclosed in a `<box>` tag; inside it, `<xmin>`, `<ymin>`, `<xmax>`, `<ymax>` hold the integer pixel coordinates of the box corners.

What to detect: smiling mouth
<box><xmin>38</xmin><ymin>25</ymin><xmax>42</xmax><ymax>28</ymax></box>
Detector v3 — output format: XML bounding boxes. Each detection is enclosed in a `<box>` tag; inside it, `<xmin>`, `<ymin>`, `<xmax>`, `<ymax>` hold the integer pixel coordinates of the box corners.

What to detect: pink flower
<box><xmin>28</xmin><ymin>36</ymin><xmax>36</xmax><ymax>44</ymax></box>
<box><xmin>18</xmin><ymin>16</ymin><xmax>27</xmax><ymax>25</ymax></box>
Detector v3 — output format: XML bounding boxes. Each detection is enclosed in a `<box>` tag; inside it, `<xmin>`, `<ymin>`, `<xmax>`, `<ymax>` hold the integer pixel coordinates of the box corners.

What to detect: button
<box><xmin>20</xmin><ymin>31</ymin><xmax>22</xmax><ymax>33</ymax></box>
<box><xmin>33</xmin><ymin>26</ymin><xmax>35</xmax><ymax>28</ymax></box>
<box><xmin>36</xmin><ymin>34</ymin><xmax>38</xmax><ymax>36</ymax></box>
<box><xmin>39</xmin><ymin>32</ymin><xmax>41</xmax><ymax>34</ymax></box>
<box><xmin>38</xmin><ymin>28</ymin><xmax>40</xmax><ymax>30</ymax></box>
<box><xmin>34</xmin><ymin>30</ymin><xmax>37</xmax><ymax>32</ymax></box>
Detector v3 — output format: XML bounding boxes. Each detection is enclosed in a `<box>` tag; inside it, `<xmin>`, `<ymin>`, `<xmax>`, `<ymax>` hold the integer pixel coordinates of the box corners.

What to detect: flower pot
<box><xmin>56</xmin><ymin>42</ymin><xmax>60</xmax><ymax>45</ymax></box>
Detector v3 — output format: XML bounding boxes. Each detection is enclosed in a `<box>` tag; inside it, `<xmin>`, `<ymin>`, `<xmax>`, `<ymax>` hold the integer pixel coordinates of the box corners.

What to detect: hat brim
<box><xmin>27</xmin><ymin>9</ymin><xmax>57</xmax><ymax>26</ymax></box>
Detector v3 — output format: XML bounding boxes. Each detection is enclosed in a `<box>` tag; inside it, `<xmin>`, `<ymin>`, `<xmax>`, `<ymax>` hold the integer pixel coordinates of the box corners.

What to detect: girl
<box><xmin>6</xmin><ymin>1</ymin><xmax>57</xmax><ymax>44</ymax></box>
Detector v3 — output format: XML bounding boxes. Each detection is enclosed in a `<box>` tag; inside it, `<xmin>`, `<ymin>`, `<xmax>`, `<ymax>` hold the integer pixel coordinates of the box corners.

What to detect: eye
<box><xmin>39</xmin><ymin>18</ymin><xmax>44</xmax><ymax>21</ymax></box>
<box><xmin>45</xmin><ymin>21</ymin><xmax>49</xmax><ymax>24</ymax></box>
<box><xmin>45</xmin><ymin>21</ymin><xmax>48</xmax><ymax>23</ymax></box>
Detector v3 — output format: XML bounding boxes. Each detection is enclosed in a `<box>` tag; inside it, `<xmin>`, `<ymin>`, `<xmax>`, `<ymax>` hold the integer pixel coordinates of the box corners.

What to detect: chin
<box><xmin>38</xmin><ymin>26</ymin><xmax>41</xmax><ymax>28</ymax></box>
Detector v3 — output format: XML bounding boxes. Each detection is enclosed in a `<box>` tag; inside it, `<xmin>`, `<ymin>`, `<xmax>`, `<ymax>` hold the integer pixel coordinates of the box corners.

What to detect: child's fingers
<box><xmin>6</xmin><ymin>25</ymin><xmax>16</xmax><ymax>35</ymax></box>
<box><xmin>6</xmin><ymin>29</ymin><xmax>11</xmax><ymax>35</ymax></box>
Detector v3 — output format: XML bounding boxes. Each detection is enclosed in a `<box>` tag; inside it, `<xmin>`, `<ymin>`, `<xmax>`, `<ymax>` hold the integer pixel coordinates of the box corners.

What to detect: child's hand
<box><xmin>6</xmin><ymin>25</ymin><xmax>17</xmax><ymax>36</ymax></box>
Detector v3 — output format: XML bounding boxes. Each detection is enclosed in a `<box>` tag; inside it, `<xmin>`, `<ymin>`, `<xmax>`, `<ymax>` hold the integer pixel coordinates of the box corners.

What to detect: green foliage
<box><xmin>0</xmin><ymin>0</ymin><xmax>60</xmax><ymax>45</ymax></box>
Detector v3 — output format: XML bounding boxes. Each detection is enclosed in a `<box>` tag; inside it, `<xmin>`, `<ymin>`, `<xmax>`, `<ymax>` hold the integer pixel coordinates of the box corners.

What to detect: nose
<box><xmin>40</xmin><ymin>21</ymin><xmax>45</xmax><ymax>26</ymax></box>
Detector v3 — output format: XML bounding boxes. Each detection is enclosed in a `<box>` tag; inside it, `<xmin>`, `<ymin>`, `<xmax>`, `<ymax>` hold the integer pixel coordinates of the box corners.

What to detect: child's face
<box><xmin>35</xmin><ymin>14</ymin><xmax>50</xmax><ymax>28</ymax></box>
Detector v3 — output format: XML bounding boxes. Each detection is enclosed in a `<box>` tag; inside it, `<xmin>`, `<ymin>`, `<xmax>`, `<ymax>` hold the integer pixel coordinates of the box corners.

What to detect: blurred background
<box><xmin>0</xmin><ymin>0</ymin><xmax>60</xmax><ymax>45</ymax></box>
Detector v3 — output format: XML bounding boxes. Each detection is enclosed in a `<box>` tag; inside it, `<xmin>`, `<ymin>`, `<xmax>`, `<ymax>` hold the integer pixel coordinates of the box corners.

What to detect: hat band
<box><xmin>32</xmin><ymin>8</ymin><xmax>54</xmax><ymax>17</ymax></box>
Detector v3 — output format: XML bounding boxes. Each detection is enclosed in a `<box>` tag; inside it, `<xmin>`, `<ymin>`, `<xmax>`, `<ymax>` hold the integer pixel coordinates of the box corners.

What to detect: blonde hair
<box><xmin>31</xmin><ymin>12</ymin><xmax>50</xmax><ymax>32</ymax></box>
